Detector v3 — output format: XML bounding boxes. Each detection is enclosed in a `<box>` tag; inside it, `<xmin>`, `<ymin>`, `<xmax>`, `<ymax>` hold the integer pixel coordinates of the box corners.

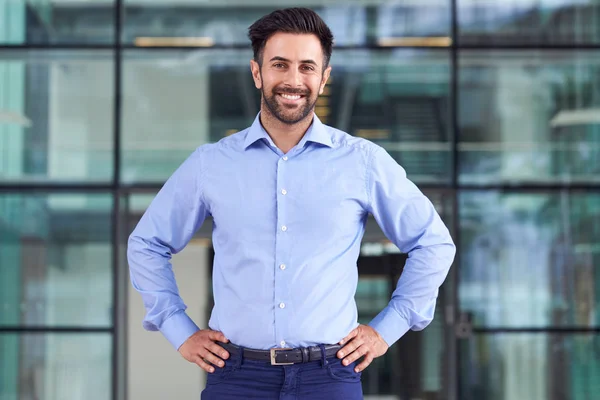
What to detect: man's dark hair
<box><xmin>248</xmin><ymin>8</ymin><xmax>334</xmax><ymax>70</ymax></box>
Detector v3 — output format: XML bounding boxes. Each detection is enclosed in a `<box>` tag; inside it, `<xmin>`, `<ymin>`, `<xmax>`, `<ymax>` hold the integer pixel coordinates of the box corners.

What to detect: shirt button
<box><xmin>279</xmin><ymin>264</ymin><xmax>286</xmax><ymax>270</ymax></box>
<box><xmin>281</xmin><ymin>189</ymin><xmax>287</xmax><ymax>195</ymax></box>
<box><xmin>281</xmin><ymin>226</ymin><xmax>287</xmax><ymax>232</ymax></box>
<box><xmin>280</xmin><ymin>341</ymin><xmax>286</xmax><ymax>347</ymax></box>
<box><xmin>282</xmin><ymin>156</ymin><xmax>288</xmax><ymax>161</ymax></box>
<box><xmin>279</xmin><ymin>302</ymin><xmax>285</xmax><ymax>309</ymax></box>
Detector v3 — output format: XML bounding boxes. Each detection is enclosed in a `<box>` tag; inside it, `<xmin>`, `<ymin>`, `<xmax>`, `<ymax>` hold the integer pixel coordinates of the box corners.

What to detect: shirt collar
<box><xmin>243</xmin><ymin>113</ymin><xmax>333</xmax><ymax>150</ymax></box>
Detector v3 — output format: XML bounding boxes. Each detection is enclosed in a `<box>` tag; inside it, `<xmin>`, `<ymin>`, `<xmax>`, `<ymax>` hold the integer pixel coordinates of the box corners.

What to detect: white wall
<box><xmin>127</xmin><ymin>242</ymin><xmax>210</xmax><ymax>400</ymax></box>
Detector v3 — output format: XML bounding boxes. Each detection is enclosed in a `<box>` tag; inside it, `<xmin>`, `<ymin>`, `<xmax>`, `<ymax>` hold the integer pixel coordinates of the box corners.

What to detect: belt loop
<box><xmin>301</xmin><ymin>347</ymin><xmax>309</xmax><ymax>363</ymax></box>
<box><xmin>235</xmin><ymin>346</ymin><xmax>244</xmax><ymax>369</ymax></box>
<box><xmin>319</xmin><ymin>344</ymin><xmax>328</xmax><ymax>368</ymax></box>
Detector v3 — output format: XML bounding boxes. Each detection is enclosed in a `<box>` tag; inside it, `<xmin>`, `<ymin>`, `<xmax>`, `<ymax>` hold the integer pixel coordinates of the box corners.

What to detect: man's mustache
<box><xmin>274</xmin><ymin>88</ymin><xmax>310</xmax><ymax>96</ymax></box>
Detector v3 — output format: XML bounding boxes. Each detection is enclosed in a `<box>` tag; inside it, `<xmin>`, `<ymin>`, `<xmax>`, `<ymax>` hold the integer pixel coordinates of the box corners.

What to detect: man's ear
<box><xmin>319</xmin><ymin>65</ymin><xmax>332</xmax><ymax>95</ymax></box>
<box><xmin>250</xmin><ymin>59</ymin><xmax>262</xmax><ymax>89</ymax></box>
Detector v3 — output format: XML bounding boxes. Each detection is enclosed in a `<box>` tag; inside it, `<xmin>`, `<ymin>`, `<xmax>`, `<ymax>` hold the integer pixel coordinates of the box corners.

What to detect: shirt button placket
<box><xmin>275</xmin><ymin>154</ymin><xmax>290</xmax><ymax>349</ymax></box>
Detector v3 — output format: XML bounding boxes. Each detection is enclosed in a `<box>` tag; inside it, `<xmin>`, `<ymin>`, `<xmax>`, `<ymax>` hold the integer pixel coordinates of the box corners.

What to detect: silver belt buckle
<box><xmin>270</xmin><ymin>348</ymin><xmax>294</xmax><ymax>365</ymax></box>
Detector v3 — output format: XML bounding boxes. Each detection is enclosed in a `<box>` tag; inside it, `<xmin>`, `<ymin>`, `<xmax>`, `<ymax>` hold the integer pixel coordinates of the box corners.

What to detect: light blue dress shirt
<box><xmin>127</xmin><ymin>113</ymin><xmax>455</xmax><ymax>351</ymax></box>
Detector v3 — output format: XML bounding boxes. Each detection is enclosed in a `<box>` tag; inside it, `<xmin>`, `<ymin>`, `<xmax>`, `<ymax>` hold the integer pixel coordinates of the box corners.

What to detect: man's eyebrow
<box><xmin>269</xmin><ymin>56</ymin><xmax>317</xmax><ymax>65</ymax></box>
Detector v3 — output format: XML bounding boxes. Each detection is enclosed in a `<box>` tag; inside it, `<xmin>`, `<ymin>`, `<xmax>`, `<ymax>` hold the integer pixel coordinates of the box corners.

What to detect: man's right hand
<box><xmin>178</xmin><ymin>329</ymin><xmax>230</xmax><ymax>373</ymax></box>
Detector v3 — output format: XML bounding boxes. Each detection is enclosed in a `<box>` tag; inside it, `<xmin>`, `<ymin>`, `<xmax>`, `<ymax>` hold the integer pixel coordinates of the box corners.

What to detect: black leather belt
<box><xmin>220</xmin><ymin>342</ymin><xmax>342</xmax><ymax>366</ymax></box>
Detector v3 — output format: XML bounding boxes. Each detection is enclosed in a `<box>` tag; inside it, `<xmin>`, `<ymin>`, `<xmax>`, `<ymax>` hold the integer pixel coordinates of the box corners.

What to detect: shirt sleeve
<box><xmin>127</xmin><ymin>147</ymin><xmax>210</xmax><ymax>350</ymax></box>
<box><xmin>366</xmin><ymin>146</ymin><xmax>456</xmax><ymax>347</ymax></box>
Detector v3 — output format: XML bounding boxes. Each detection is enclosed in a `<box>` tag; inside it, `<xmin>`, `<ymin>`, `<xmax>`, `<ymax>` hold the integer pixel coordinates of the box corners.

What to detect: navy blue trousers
<box><xmin>200</xmin><ymin>345</ymin><xmax>363</xmax><ymax>399</ymax></box>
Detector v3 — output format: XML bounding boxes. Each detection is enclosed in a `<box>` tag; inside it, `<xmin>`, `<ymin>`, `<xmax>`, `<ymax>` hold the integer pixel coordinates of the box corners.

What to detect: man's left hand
<box><xmin>336</xmin><ymin>324</ymin><xmax>389</xmax><ymax>373</ymax></box>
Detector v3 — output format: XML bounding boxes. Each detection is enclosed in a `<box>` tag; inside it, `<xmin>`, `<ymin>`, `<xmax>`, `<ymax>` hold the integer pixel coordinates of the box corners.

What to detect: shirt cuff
<box><xmin>368</xmin><ymin>306</ymin><xmax>411</xmax><ymax>347</ymax></box>
<box><xmin>159</xmin><ymin>310</ymin><xmax>200</xmax><ymax>350</ymax></box>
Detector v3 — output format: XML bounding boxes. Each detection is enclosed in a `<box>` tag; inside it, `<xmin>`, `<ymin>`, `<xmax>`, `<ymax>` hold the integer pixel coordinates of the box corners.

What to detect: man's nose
<box><xmin>284</xmin><ymin>68</ymin><xmax>302</xmax><ymax>87</ymax></box>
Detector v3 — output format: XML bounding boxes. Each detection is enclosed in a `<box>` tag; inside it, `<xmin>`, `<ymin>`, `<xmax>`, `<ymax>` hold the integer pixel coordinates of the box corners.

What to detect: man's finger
<box><xmin>355</xmin><ymin>355</ymin><xmax>373</xmax><ymax>373</ymax></box>
<box><xmin>207</xmin><ymin>342</ymin><xmax>230</xmax><ymax>360</ymax></box>
<box><xmin>194</xmin><ymin>357</ymin><xmax>216</xmax><ymax>373</ymax></box>
<box><xmin>339</xmin><ymin>328</ymin><xmax>358</xmax><ymax>345</ymax></box>
<box><xmin>199</xmin><ymin>350</ymin><xmax>225</xmax><ymax>369</ymax></box>
<box><xmin>337</xmin><ymin>337</ymin><xmax>364</xmax><ymax>359</ymax></box>
<box><xmin>342</xmin><ymin>345</ymin><xmax>367</xmax><ymax>365</ymax></box>
<box><xmin>209</xmin><ymin>330</ymin><xmax>229</xmax><ymax>343</ymax></box>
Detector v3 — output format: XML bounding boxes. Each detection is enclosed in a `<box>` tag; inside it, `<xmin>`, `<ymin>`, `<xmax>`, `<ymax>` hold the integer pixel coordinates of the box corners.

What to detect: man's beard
<box><xmin>261</xmin><ymin>84</ymin><xmax>318</xmax><ymax>125</ymax></box>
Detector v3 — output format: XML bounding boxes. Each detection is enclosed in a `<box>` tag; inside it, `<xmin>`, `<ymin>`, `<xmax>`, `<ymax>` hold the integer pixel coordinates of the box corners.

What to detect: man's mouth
<box><xmin>279</xmin><ymin>93</ymin><xmax>303</xmax><ymax>101</ymax></box>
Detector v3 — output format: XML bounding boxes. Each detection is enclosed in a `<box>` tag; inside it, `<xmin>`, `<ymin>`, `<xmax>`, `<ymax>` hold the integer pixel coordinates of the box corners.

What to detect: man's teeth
<box><xmin>281</xmin><ymin>94</ymin><xmax>301</xmax><ymax>100</ymax></box>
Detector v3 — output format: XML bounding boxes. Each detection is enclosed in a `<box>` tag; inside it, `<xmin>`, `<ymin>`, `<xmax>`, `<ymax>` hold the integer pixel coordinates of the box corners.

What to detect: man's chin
<box><xmin>276</xmin><ymin>112</ymin><xmax>312</xmax><ymax>125</ymax></box>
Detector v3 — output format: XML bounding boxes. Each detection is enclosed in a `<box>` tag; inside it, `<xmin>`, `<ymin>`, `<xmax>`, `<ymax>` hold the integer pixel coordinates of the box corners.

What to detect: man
<box><xmin>127</xmin><ymin>7</ymin><xmax>455</xmax><ymax>400</ymax></box>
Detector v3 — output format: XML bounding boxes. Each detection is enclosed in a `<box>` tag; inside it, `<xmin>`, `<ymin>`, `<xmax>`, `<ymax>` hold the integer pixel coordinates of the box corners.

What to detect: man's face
<box><xmin>250</xmin><ymin>32</ymin><xmax>331</xmax><ymax>125</ymax></box>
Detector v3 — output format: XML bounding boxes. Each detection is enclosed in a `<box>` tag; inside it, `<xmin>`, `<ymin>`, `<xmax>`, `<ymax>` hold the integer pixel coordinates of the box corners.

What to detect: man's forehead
<box><xmin>263</xmin><ymin>33</ymin><xmax>324</xmax><ymax>63</ymax></box>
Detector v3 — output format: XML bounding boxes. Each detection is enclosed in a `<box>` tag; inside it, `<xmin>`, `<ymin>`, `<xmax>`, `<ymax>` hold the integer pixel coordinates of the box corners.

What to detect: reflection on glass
<box><xmin>121</xmin><ymin>50</ymin><xmax>216</xmax><ymax>183</ymax></box>
<box><xmin>0</xmin><ymin>51</ymin><xmax>114</xmax><ymax>182</ymax></box>
<box><xmin>460</xmin><ymin>333</ymin><xmax>600</xmax><ymax>400</ymax></box>
<box><xmin>459</xmin><ymin>191</ymin><xmax>600</xmax><ymax>328</ymax></box>
<box><xmin>0</xmin><ymin>1</ymin><xmax>114</xmax><ymax>44</ymax></box>
<box><xmin>356</xmin><ymin>269</ymin><xmax>447</xmax><ymax>399</ymax></box>
<box><xmin>459</xmin><ymin>51</ymin><xmax>600</xmax><ymax>184</ymax></box>
<box><xmin>356</xmin><ymin>277</ymin><xmax>394</xmax><ymax>396</ymax></box>
<box><xmin>0</xmin><ymin>193</ymin><xmax>113</xmax><ymax>327</ymax></box>
<box><xmin>0</xmin><ymin>333</ymin><xmax>111</xmax><ymax>400</ymax></box>
<box><xmin>123</xmin><ymin>2</ymin><xmax>449</xmax><ymax>46</ymax></box>
<box><xmin>339</xmin><ymin>50</ymin><xmax>451</xmax><ymax>184</ymax></box>
<box><xmin>122</xmin><ymin>49</ymin><xmax>450</xmax><ymax>184</ymax></box>
<box><xmin>458</xmin><ymin>1</ymin><xmax>600</xmax><ymax>45</ymax></box>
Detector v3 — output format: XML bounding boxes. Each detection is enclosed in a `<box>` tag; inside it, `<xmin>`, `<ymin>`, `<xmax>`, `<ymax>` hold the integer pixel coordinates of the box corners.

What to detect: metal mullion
<box><xmin>0</xmin><ymin>326</ymin><xmax>114</xmax><ymax>333</ymax></box>
<box><xmin>472</xmin><ymin>327</ymin><xmax>600</xmax><ymax>334</ymax></box>
<box><xmin>3</xmin><ymin>44</ymin><xmax>600</xmax><ymax>51</ymax></box>
<box><xmin>111</xmin><ymin>0</ymin><xmax>123</xmax><ymax>399</ymax></box>
<box><xmin>456</xmin><ymin>184</ymin><xmax>600</xmax><ymax>191</ymax></box>
<box><xmin>0</xmin><ymin>183</ymin><xmax>114</xmax><ymax>192</ymax></box>
<box><xmin>449</xmin><ymin>1</ymin><xmax>460</xmax><ymax>400</ymax></box>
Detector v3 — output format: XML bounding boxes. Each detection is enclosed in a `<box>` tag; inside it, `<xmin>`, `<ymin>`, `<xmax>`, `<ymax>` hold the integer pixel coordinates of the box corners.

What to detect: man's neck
<box><xmin>259</xmin><ymin>108</ymin><xmax>314</xmax><ymax>154</ymax></box>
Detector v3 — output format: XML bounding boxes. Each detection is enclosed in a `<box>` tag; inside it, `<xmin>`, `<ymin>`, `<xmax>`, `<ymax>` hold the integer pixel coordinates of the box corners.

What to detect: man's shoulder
<box><xmin>192</xmin><ymin>128</ymin><xmax>251</xmax><ymax>155</ymax></box>
<box><xmin>324</xmin><ymin>125</ymin><xmax>381</xmax><ymax>155</ymax></box>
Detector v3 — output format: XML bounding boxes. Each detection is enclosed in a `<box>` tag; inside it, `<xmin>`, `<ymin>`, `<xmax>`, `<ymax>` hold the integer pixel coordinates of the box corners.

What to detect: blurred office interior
<box><xmin>1</xmin><ymin>0</ymin><xmax>600</xmax><ymax>399</ymax></box>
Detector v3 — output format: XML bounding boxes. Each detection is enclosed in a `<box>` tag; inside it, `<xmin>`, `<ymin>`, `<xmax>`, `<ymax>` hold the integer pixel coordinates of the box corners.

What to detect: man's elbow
<box><xmin>127</xmin><ymin>231</ymin><xmax>150</xmax><ymax>266</ymax></box>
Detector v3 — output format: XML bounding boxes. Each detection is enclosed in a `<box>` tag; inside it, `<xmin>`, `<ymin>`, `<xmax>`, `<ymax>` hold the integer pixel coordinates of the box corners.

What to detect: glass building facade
<box><xmin>1</xmin><ymin>1</ymin><xmax>599</xmax><ymax>399</ymax></box>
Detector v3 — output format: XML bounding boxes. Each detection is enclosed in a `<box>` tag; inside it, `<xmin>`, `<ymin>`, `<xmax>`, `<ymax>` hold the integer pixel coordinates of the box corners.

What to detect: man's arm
<box><xmin>337</xmin><ymin>145</ymin><xmax>455</xmax><ymax>373</ymax></box>
<box><xmin>127</xmin><ymin>147</ymin><xmax>210</xmax><ymax>350</ymax></box>
<box><xmin>366</xmin><ymin>145</ymin><xmax>456</xmax><ymax>346</ymax></box>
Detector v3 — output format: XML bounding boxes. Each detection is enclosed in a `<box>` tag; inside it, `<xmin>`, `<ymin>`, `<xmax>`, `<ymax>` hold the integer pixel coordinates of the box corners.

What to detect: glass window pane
<box><xmin>0</xmin><ymin>193</ymin><xmax>113</xmax><ymax>327</ymax></box>
<box><xmin>459</xmin><ymin>191</ymin><xmax>600</xmax><ymax>328</ymax></box>
<box><xmin>459</xmin><ymin>1</ymin><xmax>600</xmax><ymax>45</ymax></box>
<box><xmin>356</xmin><ymin>274</ymin><xmax>448</xmax><ymax>398</ymax></box>
<box><xmin>459</xmin><ymin>51</ymin><xmax>600</xmax><ymax>185</ymax></box>
<box><xmin>0</xmin><ymin>333</ymin><xmax>111</xmax><ymax>400</ymax></box>
<box><xmin>0</xmin><ymin>50</ymin><xmax>114</xmax><ymax>183</ymax></box>
<box><xmin>356</xmin><ymin>277</ymin><xmax>394</xmax><ymax>395</ymax></box>
<box><xmin>0</xmin><ymin>1</ymin><xmax>114</xmax><ymax>45</ymax></box>
<box><xmin>460</xmin><ymin>333</ymin><xmax>600</xmax><ymax>400</ymax></box>
<box><xmin>123</xmin><ymin>2</ymin><xmax>449</xmax><ymax>46</ymax></box>
<box><xmin>123</xmin><ymin>49</ymin><xmax>451</xmax><ymax>184</ymax></box>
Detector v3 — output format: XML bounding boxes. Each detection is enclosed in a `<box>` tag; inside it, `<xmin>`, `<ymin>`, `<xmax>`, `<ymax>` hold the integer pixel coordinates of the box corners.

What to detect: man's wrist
<box><xmin>368</xmin><ymin>306</ymin><xmax>411</xmax><ymax>347</ymax></box>
<box><xmin>160</xmin><ymin>310</ymin><xmax>200</xmax><ymax>350</ymax></box>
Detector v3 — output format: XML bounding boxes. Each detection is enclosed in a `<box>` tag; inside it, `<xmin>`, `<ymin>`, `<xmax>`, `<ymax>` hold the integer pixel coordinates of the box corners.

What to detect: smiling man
<box><xmin>127</xmin><ymin>7</ymin><xmax>455</xmax><ymax>400</ymax></box>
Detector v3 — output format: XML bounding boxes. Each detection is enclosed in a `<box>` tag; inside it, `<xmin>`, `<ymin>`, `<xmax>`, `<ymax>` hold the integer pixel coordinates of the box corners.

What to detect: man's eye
<box><xmin>274</xmin><ymin>63</ymin><xmax>285</xmax><ymax>68</ymax></box>
<box><xmin>302</xmin><ymin>65</ymin><xmax>315</xmax><ymax>71</ymax></box>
